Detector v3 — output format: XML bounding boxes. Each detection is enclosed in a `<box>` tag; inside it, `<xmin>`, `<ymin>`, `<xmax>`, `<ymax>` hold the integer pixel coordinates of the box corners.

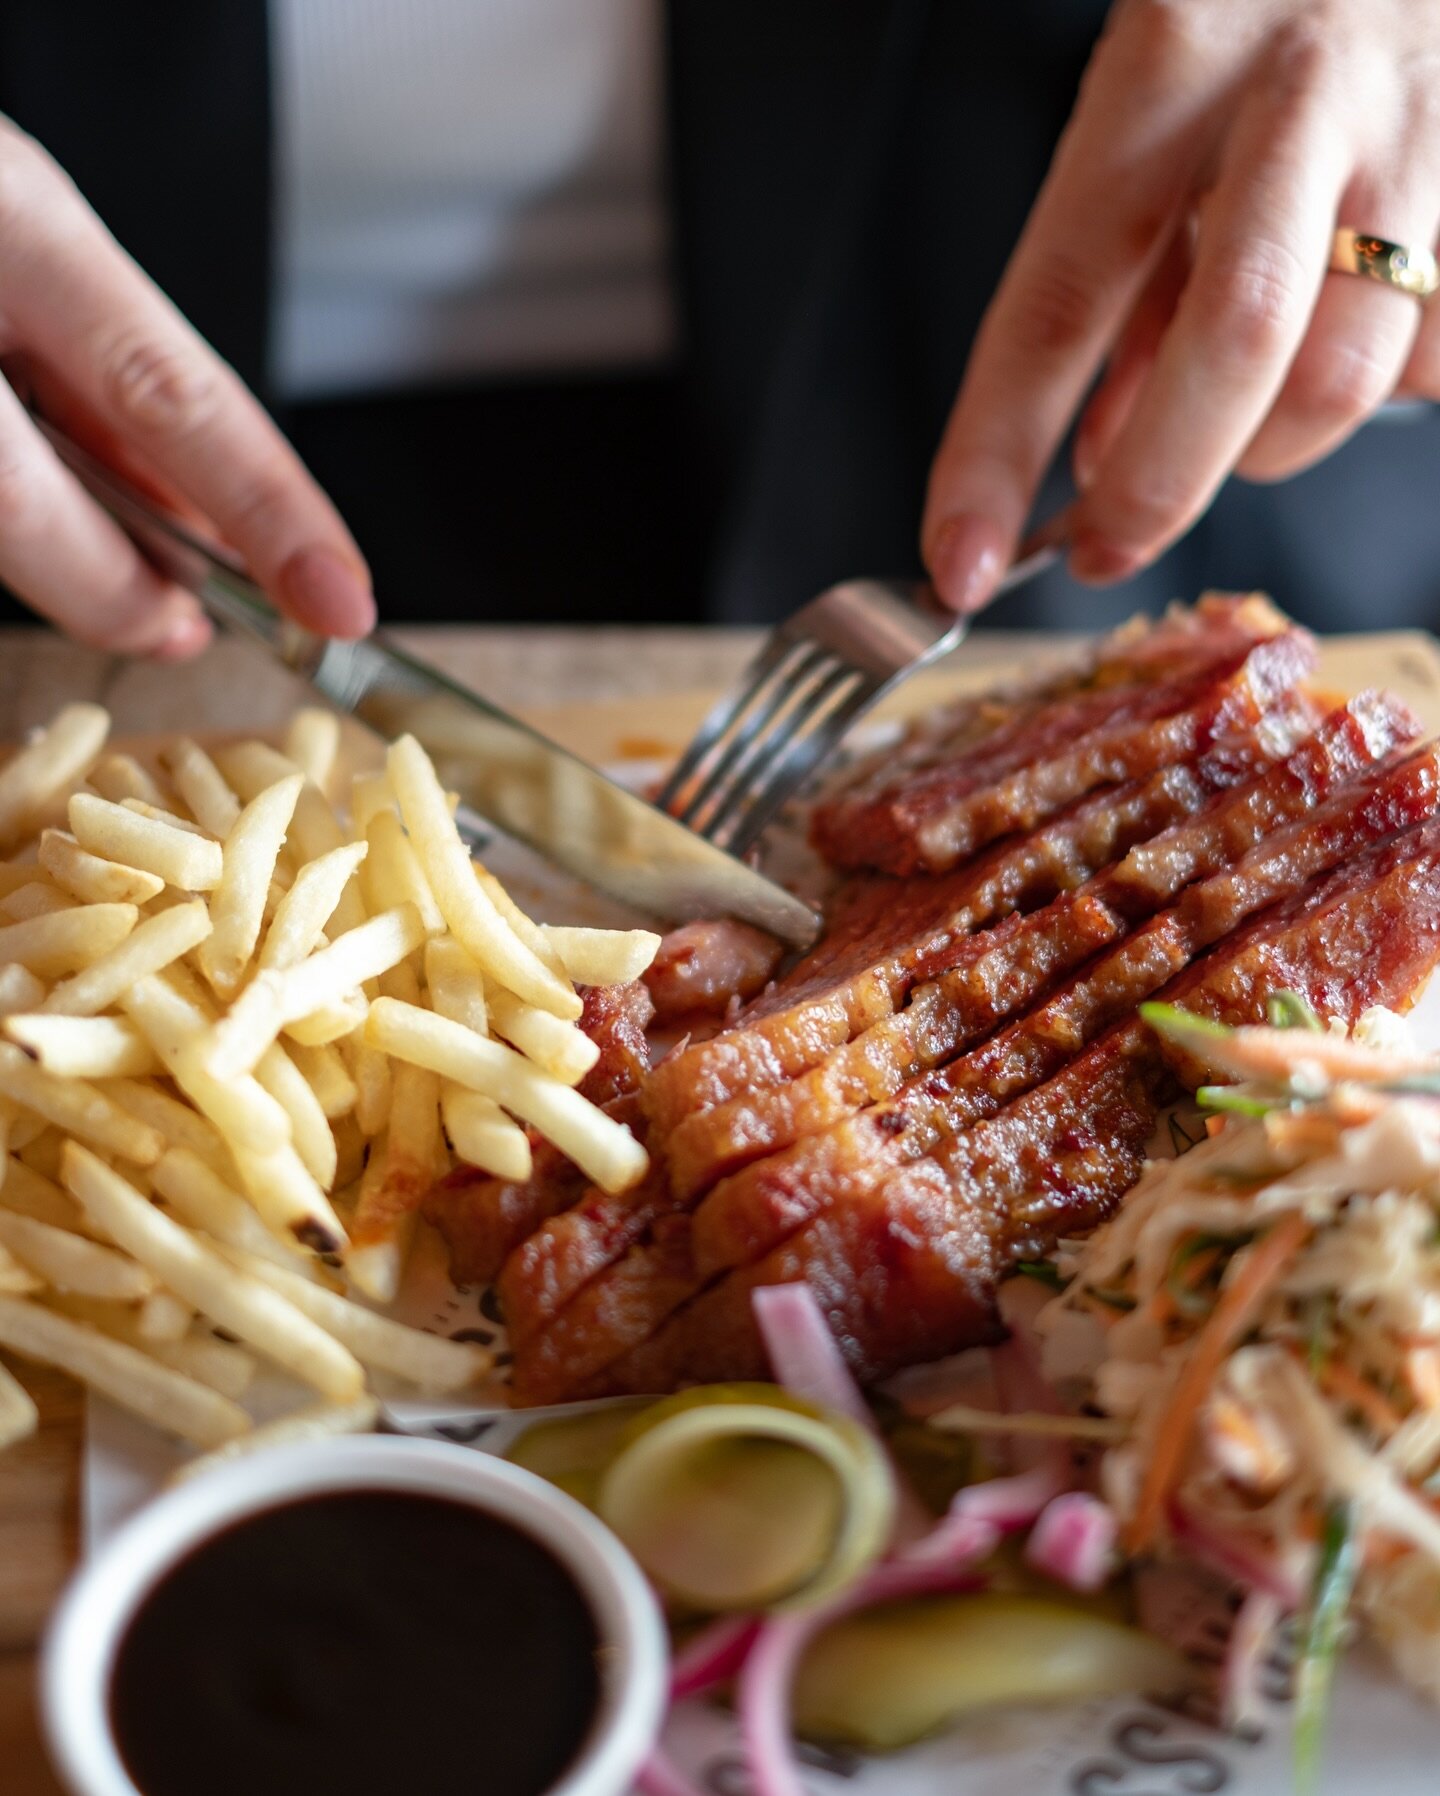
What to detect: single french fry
<box><xmin>121</xmin><ymin>977</ymin><xmax>291</xmax><ymax>1155</ymax></box>
<box><xmin>0</xmin><ymin>1207</ymin><xmax>155</xmax><ymax>1300</ymax></box>
<box><xmin>0</xmin><ymin>1295</ymin><xmax>248</xmax><ymax>1446</ymax></box>
<box><xmin>0</xmin><ymin>903</ymin><xmax>137</xmax><ymax>978</ymax></box>
<box><xmin>229</xmin><ymin>1139</ymin><xmax>349</xmax><ymax>1258</ymax></box>
<box><xmin>3</xmin><ymin>1013</ymin><xmax>157</xmax><ymax>1079</ymax></box>
<box><xmin>38</xmin><ymin>829</ymin><xmax>165</xmax><ymax>905</ymax></box>
<box><xmin>172</xmin><ymin>1394</ymin><xmax>379</xmax><ymax>1484</ymax></box>
<box><xmin>0</xmin><ymin>1043</ymin><xmax>164</xmax><ymax>1165</ymax></box>
<box><xmin>349</xmin><ymin>771</ymin><xmax>397</xmax><ymax>833</ymax></box>
<box><xmin>69</xmin><ymin>793</ymin><xmax>222</xmax><ymax>891</ymax></box>
<box><xmin>198</xmin><ymin>774</ymin><xmax>304</xmax><ymax>997</ymax></box>
<box><xmin>40</xmin><ymin>900</ymin><xmax>213</xmax><ymax>1018</ymax></box>
<box><xmin>137</xmin><ymin>1290</ymin><xmax>193</xmax><ymax>1343</ymax></box>
<box><xmin>0</xmin><ymin>1357</ymin><xmax>38</xmax><ymax>1449</ymax></box>
<box><xmin>343</xmin><ymin>1035</ymin><xmax>392</xmax><ymax>1137</ymax></box>
<box><xmin>0</xmin><ymin>882</ymin><xmax>71</xmax><ymax>921</ymax></box>
<box><xmin>0</xmin><ymin>1156</ymin><xmax>93</xmax><ymax>1234</ymax></box>
<box><xmin>366</xmin><ymin>998</ymin><xmax>647</xmax><ymax>1194</ymax></box>
<box><xmin>159</xmin><ymin>738</ymin><xmax>241</xmax><ymax>838</ymax></box>
<box><xmin>259</xmin><ymin>841</ymin><xmax>367</xmax><ymax>970</ymax></box>
<box><xmin>0</xmin><ymin>703</ymin><xmax>109</xmax><ymax>851</ymax></box>
<box><xmin>88</xmin><ymin>753</ymin><xmax>168</xmax><ymax>810</ymax></box>
<box><xmin>286</xmin><ymin>1039</ymin><xmax>357</xmax><ymax>1120</ymax></box>
<box><xmin>441</xmin><ymin>1085</ymin><xmax>533</xmax><ymax>1182</ymax></box>
<box><xmin>362</xmin><ymin>809</ymin><xmax>445</xmax><ymax>935</ymax></box>
<box><xmin>347</xmin><ymin>1062</ymin><xmax>441</xmax><ymax>1302</ymax></box>
<box><xmin>486</xmin><ymin>984</ymin><xmax>599</xmax><ymax>1086</ymax></box>
<box><xmin>541</xmin><ymin>925</ymin><xmax>661</xmax><ymax>987</ymax></box>
<box><xmin>283</xmin><ymin>993</ymin><xmax>367</xmax><ymax>1046</ymax></box>
<box><xmin>475</xmin><ymin>869</ymin><xmax>568</xmax><ymax>976</ymax></box>
<box><xmin>100</xmin><ymin>1079</ymin><xmax>232</xmax><ymax>1180</ymax></box>
<box><xmin>204</xmin><ymin>905</ymin><xmax>425</xmax><ymax>1078</ymax></box>
<box><xmin>282</xmin><ymin>709</ymin><xmax>342</xmax><ymax>795</ymax></box>
<box><xmin>119</xmin><ymin>797</ymin><xmax>211</xmax><ymax>837</ymax></box>
<box><xmin>217</xmin><ymin>742</ymin><xmax>367</xmax><ymax>930</ymax></box>
<box><xmin>230</xmin><ymin>1247</ymin><xmax>492</xmax><ymax>1391</ymax></box>
<box><xmin>42</xmin><ymin>1293</ymin><xmax>259</xmax><ymax>1399</ymax></box>
<box><xmin>256</xmin><ymin>1042</ymin><xmax>337</xmax><ymax>1189</ymax></box>
<box><xmin>0</xmin><ymin>1241</ymin><xmax>43</xmax><ymax>1295</ymax></box>
<box><xmin>63</xmin><ymin>1144</ymin><xmax>363</xmax><ymax>1400</ymax></box>
<box><xmin>150</xmin><ymin>1147</ymin><xmax>305</xmax><ymax>1267</ymax></box>
<box><xmin>388</xmin><ymin>735</ymin><xmax>579</xmax><ymax>1018</ymax></box>
<box><xmin>424</xmin><ymin>937</ymin><xmax>488</xmax><ymax>1034</ymax></box>
<box><xmin>0</xmin><ymin>966</ymin><xmax>46</xmax><ymax>1017</ymax></box>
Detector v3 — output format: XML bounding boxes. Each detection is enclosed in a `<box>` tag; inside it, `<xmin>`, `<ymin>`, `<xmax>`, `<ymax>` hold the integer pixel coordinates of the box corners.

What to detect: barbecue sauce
<box><xmin>109</xmin><ymin>1489</ymin><xmax>602</xmax><ymax>1796</ymax></box>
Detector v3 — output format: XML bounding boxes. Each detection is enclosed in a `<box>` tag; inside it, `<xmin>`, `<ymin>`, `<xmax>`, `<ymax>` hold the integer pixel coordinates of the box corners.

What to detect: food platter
<box><xmin>9</xmin><ymin>620</ymin><xmax>1440</xmax><ymax>1795</ymax></box>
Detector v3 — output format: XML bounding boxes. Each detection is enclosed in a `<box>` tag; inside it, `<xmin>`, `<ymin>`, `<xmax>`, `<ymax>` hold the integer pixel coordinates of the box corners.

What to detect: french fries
<box><xmin>63</xmin><ymin>1144</ymin><xmax>364</xmax><ymax>1402</ymax></box>
<box><xmin>69</xmin><ymin>793</ymin><xmax>223</xmax><ymax>891</ymax></box>
<box><xmin>0</xmin><ymin>704</ymin><xmax>109</xmax><ymax>851</ymax></box>
<box><xmin>0</xmin><ymin>1296</ymin><xmax>248</xmax><ymax>1447</ymax></box>
<box><xmin>0</xmin><ymin>705</ymin><xmax>658</xmax><ymax>1479</ymax></box>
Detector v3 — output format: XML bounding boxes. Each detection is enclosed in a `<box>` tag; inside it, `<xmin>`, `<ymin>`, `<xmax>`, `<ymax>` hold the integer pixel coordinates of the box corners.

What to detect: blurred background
<box><xmin>1</xmin><ymin>0</ymin><xmax>1438</xmax><ymax>636</ymax></box>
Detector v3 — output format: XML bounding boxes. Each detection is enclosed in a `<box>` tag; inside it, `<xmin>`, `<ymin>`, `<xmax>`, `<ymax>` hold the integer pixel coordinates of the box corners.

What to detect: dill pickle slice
<box><xmin>596</xmin><ymin>1385</ymin><xmax>895</xmax><ymax>1614</ymax></box>
<box><xmin>792</xmin><ymin>1591</ymin><xmax>1184</xmax><ymax>1752</ymax></box>
<box><xmin>502</xmin><ymin>1399</ymin><xmax>652</xmax><ymax>1507</ymax></box>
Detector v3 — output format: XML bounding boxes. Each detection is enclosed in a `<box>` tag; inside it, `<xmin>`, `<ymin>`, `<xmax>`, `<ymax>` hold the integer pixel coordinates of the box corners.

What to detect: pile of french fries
<box><xmin>0</xmin><ymin>702</ymin><xmax>659</xmax><ymax>1471</ymax></box>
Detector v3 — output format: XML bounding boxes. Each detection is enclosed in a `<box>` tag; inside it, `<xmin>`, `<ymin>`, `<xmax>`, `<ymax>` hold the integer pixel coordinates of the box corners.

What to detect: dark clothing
<box><xmin>1</xmin><ymin>1</ymin><xmax>1437</xmax><ymax>632</ymax></box>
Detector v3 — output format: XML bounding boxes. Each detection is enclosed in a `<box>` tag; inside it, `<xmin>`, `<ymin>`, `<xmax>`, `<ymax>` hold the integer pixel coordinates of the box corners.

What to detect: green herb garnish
<box><xmin>1197</xmin><ymin>1085</ymin><xmax>1287</xmax><ymax>1118</ymax></box>
<box><xmin>1295</xmin><ymin>1500</ymin><xmax>1360</xmax><ymax>1794</ymax></box>
<box><xmin>1013</xmin><ymin>1258</ymin><xmax>1064</xmax><ymax>1289</ymax></box>
<box><xmin>1267</xmin><ymin>991</ymin><xmax>1323</xmax><ymax>1032</ymax></box>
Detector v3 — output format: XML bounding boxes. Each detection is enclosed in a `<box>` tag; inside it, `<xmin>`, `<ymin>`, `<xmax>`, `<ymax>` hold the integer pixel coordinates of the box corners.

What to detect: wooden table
<box><xmin>4</xmin><ymin>619</ymin><xmax>1439</xmax><ymax>1793</ymax></box>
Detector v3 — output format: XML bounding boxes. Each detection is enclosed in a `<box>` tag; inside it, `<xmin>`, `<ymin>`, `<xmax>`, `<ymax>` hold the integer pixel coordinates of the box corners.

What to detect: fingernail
<box><xmin>1069</xmin><ymin>533</ymin><xmax>1139</xmax><ymax>586</ymax></box>
<box><xmin>151</xmin><ymin>611</ymin><xmax>212</xmax><ymax>662</ymax></box>
<box><xmin>928</xmin><ymin>512</ymin><xmax>1008</xmax><ymax>613</ymax></box>
<box><xmin>279</xmin><ymin>546</ymin><xmax>376</xmax><ymax>638</ymax></box>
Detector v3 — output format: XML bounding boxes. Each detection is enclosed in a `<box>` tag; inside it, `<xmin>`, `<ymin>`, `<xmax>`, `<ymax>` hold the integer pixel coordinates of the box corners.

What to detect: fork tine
<box><xmin>670</xmin><ymin>642</ymin><xmax>835</xmax><ymax>829</ymax></box>
<box><xmin>703</xmin><ymin>661</ymin><xmax>861</xmax><ymax>847</ymax></box>
<box><xmin>655</xmin><ymin>632</ymin><xmax>804</xmax><ymax>812</ymax></box>
<box><xmin>720</xmin><ymin>671</ymin><xmax>878</xmax><ymax>854</ymax></box>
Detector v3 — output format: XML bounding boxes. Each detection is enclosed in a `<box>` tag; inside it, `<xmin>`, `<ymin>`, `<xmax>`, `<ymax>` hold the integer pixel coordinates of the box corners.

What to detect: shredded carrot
<box><xmin>1316</xmin><ymin>1359</ymin><xmax>1404</xmax><ymax>1438</ymax></box>
<box><xmin>1178</xmin><ymin>1243</ymin><xmax>1224</xmax><ymax>1292</ymax></box>
<box><xmin>1140</xmin><ymin>1286</ymin><xmax>1179</xmax><ymax>1327</ymax></box>
<box><xmin>1125</xmin><ymin>1208</ymin><xmax>1310</xmax><ymax>1554</ymax></box>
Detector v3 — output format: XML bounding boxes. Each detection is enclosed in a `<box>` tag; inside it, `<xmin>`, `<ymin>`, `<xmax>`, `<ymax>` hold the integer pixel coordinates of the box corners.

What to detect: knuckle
<box><xmin>99</xmin><ymin>330</ymin><xmax>222</xmax><ymax>440</ymax></box>
<box><xmin>1005</xmin><ymin>254</ymin><xmax>1101</xmax><ymax>359</ymax></box>
<box><xmin>1285</xmin><ymin>340</ymin><xmax>1394</xmax><ymax>432</ymax></box>
<box><xmin>1089</xmin><ymin>475</ymin><xmax>1185</xmax><ymax>553</ymax></box>
<box><xmin>1198</xmin><ymin>248</ymin><xmax>1303</xmax><ymax>368</ymax></box>
<box><xmin>1262</xmin><ymin>15</ymin><xmax>1346</xmax><ymax>113</ymax></box>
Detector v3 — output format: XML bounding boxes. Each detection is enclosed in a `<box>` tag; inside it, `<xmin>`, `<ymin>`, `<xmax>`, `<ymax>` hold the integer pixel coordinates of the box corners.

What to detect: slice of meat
<box><xmin>583</xmin><ymin>815</ymin><xmax>1440</xmax><ymax>1396</ymax></box>
<box><xmin>813</xmin><ymin>625</ymin><xmax>1317</xmax><ymax>877</ymax></box>
<box><xmin>826</xmin><ymin>593</ymin><xmax>1292</xmax><ymax>822</ymax></box>
<box><xmin>504</xmin><ymin>714</ymin><xmax>1429</xmax><ymax>1346</ymax></box>
<box><xmin>422</xmin><ymin>980</ymin><xmax>653</xmax><ymax>1286</ymax></box>
<box><xmin>660</xmin><ymin>691</ymin><xmax>1418</xmax><ymax>1199</ymax></box>
<box><xmin>509</xmin><ymin>765</ymin><xmax>1440</xmax><ymax>1401</ymax></box>
<box><xmin>641</xmin><ymin>715</ymin><xmax>1306</xmax><ymax>1144</ymax></box>
<box><xmin>643</xmin><ymin>921</ymin><xmax>784</xmax><ymax>1026</ymax></box>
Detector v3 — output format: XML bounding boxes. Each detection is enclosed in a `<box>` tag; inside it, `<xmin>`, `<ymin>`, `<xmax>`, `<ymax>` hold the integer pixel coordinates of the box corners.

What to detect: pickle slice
<box><xmin>792</xmin><ymin>1591</ymin><xmax>1183</xmax><ymax>1752</ymax></box>
<box><xmin>502</xmin><ymin>1399</ymin><xmax>651</xmax><ymax>1507</ymax></box>
<box><xmin>597</xmin><ymin>1385</ymin><xmax>895</xmax><ymax>1613</ymax></box>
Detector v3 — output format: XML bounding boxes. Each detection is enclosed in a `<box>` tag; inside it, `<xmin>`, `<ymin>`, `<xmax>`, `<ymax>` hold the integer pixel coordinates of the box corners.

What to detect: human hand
<box><xmin>0</xmin><ymin>116</ymin><xmax>373</xmax><ymax>657</ymax></box>
<box><xmin>922</xmin><ymin>0</ymin><xmax>1440</xmax><ymax>610</ymax></box>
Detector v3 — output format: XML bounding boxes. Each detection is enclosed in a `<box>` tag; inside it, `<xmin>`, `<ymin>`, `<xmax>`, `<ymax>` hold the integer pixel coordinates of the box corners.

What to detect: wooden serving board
<box><xmin>4</xmin><ymin>627</ymin><xmax>1440</xmax><ymax>1794</ymax></box>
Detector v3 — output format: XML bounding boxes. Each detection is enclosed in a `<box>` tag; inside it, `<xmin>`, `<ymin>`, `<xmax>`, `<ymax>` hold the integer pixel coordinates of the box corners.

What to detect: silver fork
<box><xmin>656</xmin><ymin>540</ymin><xmax>1063</xmax><ymax>856</ymax></box>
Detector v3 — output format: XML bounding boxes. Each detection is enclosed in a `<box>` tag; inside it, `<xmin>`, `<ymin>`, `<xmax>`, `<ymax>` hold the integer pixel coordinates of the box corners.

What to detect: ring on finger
<box><xmin>1330</xmin><ymin>228</ymin><xmax>1439</xmax><ymax>300</ymax></box>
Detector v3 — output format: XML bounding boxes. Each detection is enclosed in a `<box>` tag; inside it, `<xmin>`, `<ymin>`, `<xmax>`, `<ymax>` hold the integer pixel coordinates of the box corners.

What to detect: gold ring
<box><xmin>1330</xmin><ymin>228</ymin><xmax>1439</xmax><ymax>300</ymax></box>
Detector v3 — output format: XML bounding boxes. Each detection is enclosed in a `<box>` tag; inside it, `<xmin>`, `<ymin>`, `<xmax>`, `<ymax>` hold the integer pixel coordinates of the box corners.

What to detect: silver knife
<box><xmin>39</xmin><ymin>421</ymin><xmax>821</xmax><ymax>949</ymax></box>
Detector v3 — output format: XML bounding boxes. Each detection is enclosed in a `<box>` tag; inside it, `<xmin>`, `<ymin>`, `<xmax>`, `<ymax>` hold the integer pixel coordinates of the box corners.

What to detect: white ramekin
<box><xmin>42</xmin><ymin>1434</ymin><xmax>668</xmax><ymax>1796</ymax></box>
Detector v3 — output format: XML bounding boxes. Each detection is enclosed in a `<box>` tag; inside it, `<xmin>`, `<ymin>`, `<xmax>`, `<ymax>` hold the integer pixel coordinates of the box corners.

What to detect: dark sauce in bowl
<box><xmin>108</xmin><ymin>1489</ymin><xmax>603</xmax><ymax>1796</ymax></box>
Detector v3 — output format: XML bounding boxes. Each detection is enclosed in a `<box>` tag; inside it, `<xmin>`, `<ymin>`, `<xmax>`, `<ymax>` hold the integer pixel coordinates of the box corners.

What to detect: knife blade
<box><xmin>39</xmin><ymin>420</ymin><xmax>821</xmax><ymax>949</ymax></box>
